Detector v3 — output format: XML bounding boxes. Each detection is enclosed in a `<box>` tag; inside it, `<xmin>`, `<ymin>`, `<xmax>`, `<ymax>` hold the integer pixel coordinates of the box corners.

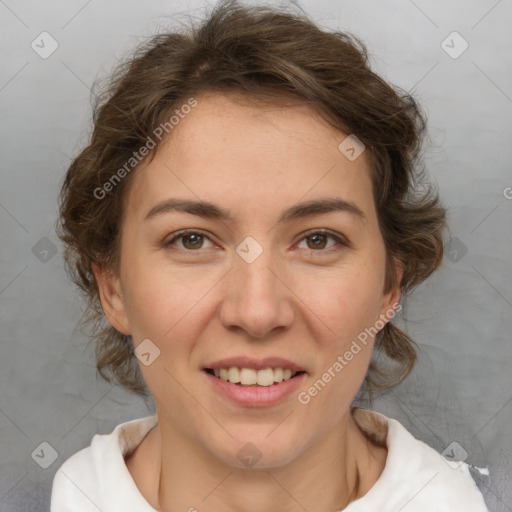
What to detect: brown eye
<box><xmin>181</xmin><ymin>233</ymin><xmax>204</xmax><ymax>250</ymax></box>
<box><xmin>306</xmin><ymin>233</ymin><xmax>329</xmax><ymax>250</ymax></box>
<box><xmin>297</xmin><ymin>231</ymin><xmax>346</xmax><ymax>252</ymax></box>
<box><xmin>165</xmin><ymin>230</ymin><xmax>214</xmax><ymax>251</ymax></box>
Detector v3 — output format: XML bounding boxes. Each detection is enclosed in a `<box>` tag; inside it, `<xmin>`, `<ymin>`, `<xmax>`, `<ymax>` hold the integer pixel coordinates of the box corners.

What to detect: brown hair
<box><xmin>56</xmin><ymin>0</ymin><xmax>446</xmax><ymax>403</ymax></box>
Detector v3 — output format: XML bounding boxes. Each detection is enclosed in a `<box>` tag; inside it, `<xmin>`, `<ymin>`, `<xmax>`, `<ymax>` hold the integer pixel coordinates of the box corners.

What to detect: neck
<box><xmin>140</xmin><ymin>409</ymin><xmax>384</xmax><ymax>512</ymax></box>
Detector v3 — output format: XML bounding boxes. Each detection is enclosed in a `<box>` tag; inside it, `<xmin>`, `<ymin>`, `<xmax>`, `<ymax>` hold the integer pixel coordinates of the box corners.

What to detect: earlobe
<box><xmin>92</xmin><ymin>263</ymin><xmax>131</xmax><ymax>335</ymax></box>
<box><xmin>380</xmin><ymin>257</ymin><xmax>404</xmax><ymax>321</ymax></box>
<box><xmin>392</xmin><ymin>257</ymin><xmax>404</xmax><ymax>305</ymax></box>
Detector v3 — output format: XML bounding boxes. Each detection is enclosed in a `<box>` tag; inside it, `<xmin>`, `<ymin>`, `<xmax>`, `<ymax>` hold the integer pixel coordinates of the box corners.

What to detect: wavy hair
<box><xmin>56</xmin><ymin>0</ymin><xmax>446</xmax><ymax>403</ymax></box>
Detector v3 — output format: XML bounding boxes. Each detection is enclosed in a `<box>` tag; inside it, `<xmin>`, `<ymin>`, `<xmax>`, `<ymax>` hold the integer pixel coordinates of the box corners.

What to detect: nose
<box><xmin>218</xmin><ymin>244</ymin><xmax>295</xmax><ymax>339</ymax></box>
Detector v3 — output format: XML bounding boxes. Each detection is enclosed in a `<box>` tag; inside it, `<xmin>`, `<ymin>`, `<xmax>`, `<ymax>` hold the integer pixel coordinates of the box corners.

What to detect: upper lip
<box><xmin>204</xmin><ymin>356</ymin><xmax>307</xmax><ymax>373</ymax></box>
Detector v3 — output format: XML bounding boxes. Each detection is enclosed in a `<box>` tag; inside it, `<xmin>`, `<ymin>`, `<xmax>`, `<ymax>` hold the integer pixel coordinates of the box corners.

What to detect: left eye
<box><xmin>296</xmin><ymin>232</ymin><xmax>343</xmax><ymax>251</ymax></box>
<box><xmin>164</xmin><ymin>230</ymin><xmax>346</xmax><ymax>252</ymax></box>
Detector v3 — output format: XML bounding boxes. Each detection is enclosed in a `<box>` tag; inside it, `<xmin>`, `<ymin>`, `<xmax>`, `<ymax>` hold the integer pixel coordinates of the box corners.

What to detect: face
<box><xmin>94</xmin><ymin>92</ymin><xmax>402</xmax><ymax>468</ymax></box>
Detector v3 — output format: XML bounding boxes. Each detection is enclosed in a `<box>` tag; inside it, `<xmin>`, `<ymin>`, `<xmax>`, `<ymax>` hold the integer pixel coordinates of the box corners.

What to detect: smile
<box><xmin>203</xmin><ymin>368</ymin><xmax>307</xmax><ymax>407</ymax></box>
<box><xmin>205</xmin><ymin>367</ymin><xmax>304</xmax><ymax>386</ymax></box>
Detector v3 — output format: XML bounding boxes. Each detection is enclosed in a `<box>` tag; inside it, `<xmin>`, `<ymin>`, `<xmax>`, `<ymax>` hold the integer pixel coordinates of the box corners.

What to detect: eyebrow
<box><xmin>144</xmin><ymin>197</ymin><xmax>366</xmax><ymax>224</ymax></box>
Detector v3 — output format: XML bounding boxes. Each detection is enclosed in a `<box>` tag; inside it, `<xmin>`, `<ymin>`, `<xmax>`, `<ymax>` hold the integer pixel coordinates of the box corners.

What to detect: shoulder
<box><xmin>349</xmin><ymin>408</ymin><xmax>490</xmax><ymax>512</ymax></box>
<box><xmin>50</xmin><ymin>442</ymin><xmax>103</xmax><ymax>512</ymax></box>
<box><xmin>50</xmin><ymin>415</ymin><xmax>158</xmax><ymax>512</ymax></box>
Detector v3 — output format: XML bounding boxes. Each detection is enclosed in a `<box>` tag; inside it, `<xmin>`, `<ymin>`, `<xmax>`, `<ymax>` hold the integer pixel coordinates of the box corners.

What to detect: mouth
<box><xmin>204</xmin><ymin>367</ymin><xmax>307</xmax><ymax>387</ymax></box>
<box><xmin>203</xmin><ymin>366</ymin><xmax>308</xmax><ymax>407</ymax></box>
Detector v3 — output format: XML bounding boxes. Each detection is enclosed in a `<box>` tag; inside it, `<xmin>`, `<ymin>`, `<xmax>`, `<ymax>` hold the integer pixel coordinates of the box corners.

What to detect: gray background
<box><xmin>1</xmin><ymin>0</ymin><xmax>511</xmax><ymax>510</ymax></box>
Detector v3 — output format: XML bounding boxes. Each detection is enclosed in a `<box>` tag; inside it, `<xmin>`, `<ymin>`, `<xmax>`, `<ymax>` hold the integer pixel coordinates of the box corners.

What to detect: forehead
<box><xmin>124</xmin><ymin>92</ymin><xmax>375</xmax><ymax>224</ymax></box>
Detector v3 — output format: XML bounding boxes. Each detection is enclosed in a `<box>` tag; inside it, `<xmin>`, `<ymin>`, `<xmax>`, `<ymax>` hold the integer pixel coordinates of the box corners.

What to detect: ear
<box><xmin>92</xmin><ymin>263</ymin><xmax>131</xmax><ymax>335</ymax></box>
<box><xmin>378</xmin><ymin>256</ymin><xmax>403</xmax><ymax>320</ymax></box>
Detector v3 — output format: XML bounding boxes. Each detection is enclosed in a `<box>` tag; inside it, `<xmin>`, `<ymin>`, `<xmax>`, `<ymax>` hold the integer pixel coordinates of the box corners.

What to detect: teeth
<box><xmin>240</xmin><ymin>368</ymin><xmax>258</xmax><ymax>385</ymax></box>
<box><xmin>227</xmin><ymin>367</ymin><xmax>240</xmax><ymax>383</ymax></box>
<box><xmin>255</xmin><ymin>368</ymin><xmax>274</xmax><ymax>386</ymax></box>
<box><xmin>211</xmin><ymin>367</ymin><xmax>299</xmax><ymax>386</ymax></box>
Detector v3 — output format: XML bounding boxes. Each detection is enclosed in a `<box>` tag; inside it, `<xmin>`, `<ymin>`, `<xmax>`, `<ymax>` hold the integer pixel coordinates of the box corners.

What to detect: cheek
<box><xmin>121</xmin><ymin>254</ymin><xmax>217</xmax><ymax>343</ymax></box>
<box><xmin>297</xmin><ymin>334</ymin><xmax>373</xmax><ymax>425</ymax></box>
<box><xmin>299</xmin><ymin>262</ymin><xmax>385</xmax><ymax>345</ymax></box>
<box><xmin>120</xmin><ymin>250</ymin><xmax>171</xmax><ymax>337</ymax></box>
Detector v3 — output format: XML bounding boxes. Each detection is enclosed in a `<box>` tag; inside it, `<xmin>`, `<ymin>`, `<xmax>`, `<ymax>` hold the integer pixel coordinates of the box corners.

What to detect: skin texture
<box><xmin>94</xmin><ymin>92</ymin><xmax>402</xmax><ymax>512</ymax></box>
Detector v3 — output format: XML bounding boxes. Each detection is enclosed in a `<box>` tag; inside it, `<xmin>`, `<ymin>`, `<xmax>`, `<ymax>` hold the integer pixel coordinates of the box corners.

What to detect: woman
<box><xmin>51</xmin><ymin>1</ymin><xmax>489</xmax><ymax>510</ymax></box>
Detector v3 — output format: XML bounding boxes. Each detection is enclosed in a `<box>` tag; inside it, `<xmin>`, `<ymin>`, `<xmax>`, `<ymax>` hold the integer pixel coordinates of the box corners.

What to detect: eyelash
<box><xmin>163</xmin><ymin>229</ymin><xmax>350</xmax><ymax>254</ymax></box>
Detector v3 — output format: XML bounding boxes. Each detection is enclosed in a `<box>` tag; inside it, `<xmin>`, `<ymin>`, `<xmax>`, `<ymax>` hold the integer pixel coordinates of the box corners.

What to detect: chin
<box><xmin>209</xmin><ymin>427</ymin><xmax>307</xmax><ymax>470</ymax></box>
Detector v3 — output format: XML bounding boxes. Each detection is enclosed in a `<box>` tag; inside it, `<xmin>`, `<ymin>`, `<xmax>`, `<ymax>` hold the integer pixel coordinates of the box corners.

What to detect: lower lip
<box><xmin>203</xmin><ymin>370</ymin><xmax>307</xmax><ymax>407</ymax></box>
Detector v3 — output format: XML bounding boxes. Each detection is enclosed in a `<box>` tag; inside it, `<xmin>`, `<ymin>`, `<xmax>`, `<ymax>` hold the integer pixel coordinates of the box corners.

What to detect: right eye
<box><xmin>164</xmin><ymin>230</ymin><xmax>216</xmax><ymax>251</ymax></box>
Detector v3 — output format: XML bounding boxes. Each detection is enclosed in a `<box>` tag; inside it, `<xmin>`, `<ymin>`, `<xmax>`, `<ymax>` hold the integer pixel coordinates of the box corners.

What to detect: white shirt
<box><xmin>50</xmin><ymin>409</ymin><xmax>489</xmax><ymax>511</ymax></box>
